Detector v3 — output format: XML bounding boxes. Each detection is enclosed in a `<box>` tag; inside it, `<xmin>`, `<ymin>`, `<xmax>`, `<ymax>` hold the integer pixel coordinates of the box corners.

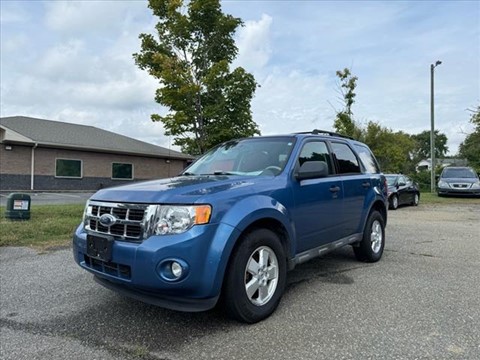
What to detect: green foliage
<box><xmin>459</xmin><ymin>105</ymin><xmax>480</xmax><ymax>172</ymax></box>
<box><xmin>411</xmin><ymin>170</ymin><xmax>433</xmax><ymax>192</ymax></box>
<box><xmin>333</xmin><ymin>68</ymin><xmax>360</xmax><ymax>138</ymax></box>
<box><xmin>411</xmin><ymin>130</ymin><xmax>448</xmax><ymax>162</ymax></box>
<box><xmin>134</xmin><ymin>0</ymin><xmax>259</xmax><ymax>155</ymax></box>
<box><xmin>361</xmin><ymin>122</ymin><xmax>415</xmax><ymax>173</ymax></box>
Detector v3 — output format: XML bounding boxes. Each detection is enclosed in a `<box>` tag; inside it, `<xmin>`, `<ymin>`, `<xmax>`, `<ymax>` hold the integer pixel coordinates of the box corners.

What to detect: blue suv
<box><xmin>73</xmin><ymin>130</ymin><xmax>388</xmax><ymax>323</ymax></box>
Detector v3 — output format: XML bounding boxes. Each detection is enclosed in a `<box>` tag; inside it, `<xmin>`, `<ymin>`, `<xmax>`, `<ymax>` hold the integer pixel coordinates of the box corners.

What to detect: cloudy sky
<box><xmin>1</xmin><ymin>0</ymin><xmax>479</xmax><ymax>155</ymax></box>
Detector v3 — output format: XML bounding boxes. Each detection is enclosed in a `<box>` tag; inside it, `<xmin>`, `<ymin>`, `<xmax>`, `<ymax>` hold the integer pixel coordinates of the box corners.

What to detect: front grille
<box><xmin>83</xmin><ymin>254</ymin><xmax>131</xmax><ymax>279</ymax></box>
<box><xmin>85</xmin><ymin>201</ymin><xmax>148</xmax><ymax>241</ymax></box>
<box><xmin>452</xmin><ymin>183</ymin><xmax>470</xmax><ymax>189</ymax></box>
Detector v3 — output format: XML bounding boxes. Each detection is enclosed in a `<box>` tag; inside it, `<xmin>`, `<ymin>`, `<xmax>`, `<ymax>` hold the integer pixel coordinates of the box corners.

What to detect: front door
<box><xmin>291</xmin><ymin>140</ymin><xmax>344</xmax><ymax>253</ymax></box>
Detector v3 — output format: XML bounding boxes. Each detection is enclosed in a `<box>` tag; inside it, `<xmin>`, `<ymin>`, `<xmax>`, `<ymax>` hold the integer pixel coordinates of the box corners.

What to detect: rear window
<box><xmin>354</xmin><ymin>144</ymin><xmax>381</xmax><ymax>174</ymax></box>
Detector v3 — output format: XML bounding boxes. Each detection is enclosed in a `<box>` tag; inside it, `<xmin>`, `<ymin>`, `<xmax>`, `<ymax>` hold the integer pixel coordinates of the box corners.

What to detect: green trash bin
<box><xmin>5</xmin><ymin>193</ymin><xmax>31</xmax><ymax>220</ymax></box>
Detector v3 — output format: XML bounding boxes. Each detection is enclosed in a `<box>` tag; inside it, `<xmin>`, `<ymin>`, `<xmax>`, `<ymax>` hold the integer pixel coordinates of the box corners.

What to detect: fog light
<box><xmin>158</xmin><ymin>258</ymin><xmax>189</xmax><ymax>282</ymax></box>
<box><xmin>171</xmin><ymin>261</ymin><xmax>183</xmax><ymax>278</ymax></box>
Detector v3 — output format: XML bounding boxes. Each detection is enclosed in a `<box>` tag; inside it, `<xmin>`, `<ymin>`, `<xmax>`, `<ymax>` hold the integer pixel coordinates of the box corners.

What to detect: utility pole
<box><xmin>430</xmin><ymin>60</ymin><xmax>442</xmax><ymax>193</ymax></box>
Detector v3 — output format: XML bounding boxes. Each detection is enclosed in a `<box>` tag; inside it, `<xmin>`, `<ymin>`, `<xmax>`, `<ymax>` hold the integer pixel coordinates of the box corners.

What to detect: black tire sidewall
<box><xmin>390</xmin><ymin>195</ymin><xmax>398</xmax><ymax>210</ymax></box>
<box><xmin>356</xmin><ymin>211</ymin><xmax>385</xmax><ymax>262</ymax></box>
<box><xmin>224</xmin><ymin>228</ymin><xmax>286</xmax><ymax>323</ymax></box>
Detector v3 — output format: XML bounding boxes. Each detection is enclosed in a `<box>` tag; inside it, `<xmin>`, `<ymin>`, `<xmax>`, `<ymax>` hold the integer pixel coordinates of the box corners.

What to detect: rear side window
<box><xmin>331</xmin><ymin>142</ymin><xmax>361</xmax><ymax>174</ymax></box>
<box><xmin>354</xmin><ymin>144</ymin><xmax>381</xmax><ymax>174</ymax></box>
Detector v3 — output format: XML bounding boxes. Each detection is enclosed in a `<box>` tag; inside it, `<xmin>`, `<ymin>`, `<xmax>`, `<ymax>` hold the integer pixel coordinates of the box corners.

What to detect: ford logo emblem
<box><xmin>99</xmin><ymin>214</ymin><xmax>117</xmax><ymax>227</ymax></box>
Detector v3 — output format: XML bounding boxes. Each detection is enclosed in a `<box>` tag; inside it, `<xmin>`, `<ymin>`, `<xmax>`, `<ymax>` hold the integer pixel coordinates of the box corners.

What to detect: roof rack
<box><xmin>294</xmin><ymin>129</ymin><xmax>354</xmax><ymax>140</ymax></box>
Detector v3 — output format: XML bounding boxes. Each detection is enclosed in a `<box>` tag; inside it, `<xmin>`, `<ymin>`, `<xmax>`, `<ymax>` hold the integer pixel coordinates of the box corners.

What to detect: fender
<box><xmin>221</xmin><ymin>195</ymin><xmax>295</xmax><ymax>248</ymax></box>
<box><xmin>204</xmin><ymin>195</ymin><xmax>296</xmax><ymax>296</ymax></box>
<box><xmin>360</xmin><ymin>194</ymin><xmax>388</xmax><ymax>234</ymax></box>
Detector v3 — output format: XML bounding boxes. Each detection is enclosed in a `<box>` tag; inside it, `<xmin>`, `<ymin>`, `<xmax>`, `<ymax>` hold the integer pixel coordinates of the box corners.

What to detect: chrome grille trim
<box><xmin>85</xmin><ymin>201</ymin><xmax>149</xmax><ymax>242</ymax></box>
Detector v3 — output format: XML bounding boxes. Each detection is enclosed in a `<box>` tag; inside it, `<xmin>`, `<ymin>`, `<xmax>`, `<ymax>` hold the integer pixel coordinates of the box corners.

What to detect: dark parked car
<box><xmin>385</xmin><ymin>174</ymin><xmax>420</xmax><ymax>210</ymax></box>
<box><xmin>437</xmin><ymin>166</ymin><xmax>480</xmax><ymax>197</ymax></box>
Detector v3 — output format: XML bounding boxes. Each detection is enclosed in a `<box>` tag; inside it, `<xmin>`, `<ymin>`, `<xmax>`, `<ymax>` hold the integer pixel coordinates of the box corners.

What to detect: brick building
<box><xmin>0</xmin><ymin>116</ymin><xmax>192</xmax><ymax>191</ymax></box>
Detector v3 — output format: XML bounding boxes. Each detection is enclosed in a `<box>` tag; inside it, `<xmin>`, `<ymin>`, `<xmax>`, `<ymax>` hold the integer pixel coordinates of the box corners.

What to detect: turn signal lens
<box><xmin>195</xmin><ymin>205</ymin><xmax>211</xmax><ymax>224</ymax></box>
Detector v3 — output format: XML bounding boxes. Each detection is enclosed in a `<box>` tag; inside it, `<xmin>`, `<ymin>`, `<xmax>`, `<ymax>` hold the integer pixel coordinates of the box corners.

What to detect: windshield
<box><xmin>385</xmin><ymin>176</ymin><xmax>398</xmax><ymax>186</ymax></box>
<box><xmin>183</xmin><ymin>137</ymin><xmax>296</xmax><ymax>176</ymax></box>
<box><xmin>441</xmin><ymin>168</ymin><xmax>477</xmax><ymax>179</ymax></box>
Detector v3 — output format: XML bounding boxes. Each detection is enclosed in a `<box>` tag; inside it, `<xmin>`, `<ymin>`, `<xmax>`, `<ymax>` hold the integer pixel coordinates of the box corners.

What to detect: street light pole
<box><xmin>430</xmin><ymin>60</ymin><xmax>441</xmax><ymax>193</ymax></box>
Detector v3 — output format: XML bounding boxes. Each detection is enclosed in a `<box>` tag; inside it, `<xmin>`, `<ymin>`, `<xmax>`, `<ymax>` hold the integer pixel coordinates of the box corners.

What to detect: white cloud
<box><xmin>235</xmin><ymin>14</ymin><xmax>273</xmax><ymax>71</ymax></box>
<box><xmin>252</xmin><ymin>69</ymin><xmax>333</xmax><ymax>135</ymax></box>
<box><xmin>0</xmin><ymin>3</ymin><xmax>29</xmax><ymax>24</ymax></box>
<box><xmin>44</xmin><ymin>1</ymin><xmax>147</xmax><ymax>35</ymax></box>
<box><xmin>2</xmin><ymin>1</ymin><xmax>479</xmax><ymax>157</ymax></box>
<box><xmin>1</xmin><ymin>33</ymin><xmax>29</xmax><ymax>53</ymax></box>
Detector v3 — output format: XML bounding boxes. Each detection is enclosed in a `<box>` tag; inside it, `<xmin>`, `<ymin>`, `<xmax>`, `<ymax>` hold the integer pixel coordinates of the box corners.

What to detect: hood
<box><xmin>90</xmin><ymin>175</ymin><xmax>257</xmax><ymax>204</ymax></box>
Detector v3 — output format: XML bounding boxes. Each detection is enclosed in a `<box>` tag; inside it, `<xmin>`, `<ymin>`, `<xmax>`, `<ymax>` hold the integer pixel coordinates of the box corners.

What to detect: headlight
<box><xmin>472</xmin><ymin>182</ymin><xmax>480</xmax><ymax>189</ymax></box>
<box><xmin>83</xmin><ymin>203</ymin><xmax>93</xmax><ymax>225</ymax></box>
<box><xmin>437</xmin><ymin>180</ymin><xmax>448</xmax><ymax>188</ymax></box>
<box><xmin>145</xmin><ymin>205</ymin><xmax>212</xmax><ymax>236</ymax></box>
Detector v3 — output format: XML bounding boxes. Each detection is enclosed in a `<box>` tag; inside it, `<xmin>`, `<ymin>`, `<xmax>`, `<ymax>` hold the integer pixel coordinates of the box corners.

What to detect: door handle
<box><xmin>362</xmin><ymin>182</ymin><xmax>371</xmax><ymax>188</ymax></box>
<box><xmin>329</xmin><ymin>186</ymin><xmax>340</xmax><ymax>193</ymax></box>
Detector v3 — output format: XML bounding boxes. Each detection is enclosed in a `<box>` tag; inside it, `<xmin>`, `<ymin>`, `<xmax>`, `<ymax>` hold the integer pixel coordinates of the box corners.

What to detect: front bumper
<box><xmin>437</xmin><ymin>187</ymin><xmax>480</xmax><ymax>196</ymax></box>
<box><xmin>93</xmin><ymin>276</ymin><xmax>218</xmax><ymax>312</ymax></box>
<box><xmin>73</xmin><ymin>221</ymin><xmax>240</xmax><ymax>311</ymax></box>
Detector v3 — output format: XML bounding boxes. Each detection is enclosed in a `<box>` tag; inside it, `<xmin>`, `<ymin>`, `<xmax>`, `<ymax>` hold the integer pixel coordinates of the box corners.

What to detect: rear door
<box><xmin>330</xmin><ymin>142</ymin><xmax>370</xmax><ymax>237</ymax></box>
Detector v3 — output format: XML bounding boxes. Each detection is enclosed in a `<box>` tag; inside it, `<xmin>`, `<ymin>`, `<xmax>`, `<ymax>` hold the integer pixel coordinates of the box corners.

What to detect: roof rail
<box><xmin>294</xmin><ymin>129</ymin><xmax>354</xmax><ymax>140</ymax></box>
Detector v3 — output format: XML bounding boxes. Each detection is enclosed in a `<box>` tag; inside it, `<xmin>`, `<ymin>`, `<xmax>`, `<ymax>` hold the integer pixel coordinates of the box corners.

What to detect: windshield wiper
<box><xmin>212</xmin><ymin>171</ymin><xmax>235</xmax><ymax>175</ymax></box>
<box><xmin>181</xmin><ymin>172</ymin><xmax>196</xmax><ymax>176</ymax></box>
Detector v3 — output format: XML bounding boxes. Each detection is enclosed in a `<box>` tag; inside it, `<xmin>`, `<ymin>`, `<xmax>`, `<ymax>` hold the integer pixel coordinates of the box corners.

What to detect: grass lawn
<box><xmin>420</xmin><ymin>192</ymin><xmax>480</xmax><ymax>205</ymax></box>
<box><xmin>0</xmin><ymin>204</ymin><xmax>84</xmax><ymax>249</ymax></box>
<box><xmin>0</xmin><ymin>194</ymin><xmax>478</xmax><ymax>250</ymax></box>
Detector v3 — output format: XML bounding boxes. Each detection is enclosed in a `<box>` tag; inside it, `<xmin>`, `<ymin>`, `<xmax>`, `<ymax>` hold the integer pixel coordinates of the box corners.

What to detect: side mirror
<box><xmin>398</xmin><ymin>182</ymin><xmax>406</xmax><ymax>187</ymax></box>
<box><xmin>295</xmin><ymin>161</ymin><xmax>329</xmax><ymax>180</ymax></box>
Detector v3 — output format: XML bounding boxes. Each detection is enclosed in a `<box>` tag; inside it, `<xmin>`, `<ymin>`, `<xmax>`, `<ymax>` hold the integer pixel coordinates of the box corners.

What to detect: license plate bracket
<box><xmin>87</xmin><ymin>234</ymin><xmax>113</xmax><ymax>262</ymax></box>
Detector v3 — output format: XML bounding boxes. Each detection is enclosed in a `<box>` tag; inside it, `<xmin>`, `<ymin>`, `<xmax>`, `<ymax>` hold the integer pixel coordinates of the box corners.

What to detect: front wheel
<box><xmin>353</xmin><ymin>210</ymin><xmax>385</xmax><ymax>263</ymax></box>
<box><xmin>223</xmin><ymin>228</ymin><xmax>286</xmax><ymax>323</ymax></box>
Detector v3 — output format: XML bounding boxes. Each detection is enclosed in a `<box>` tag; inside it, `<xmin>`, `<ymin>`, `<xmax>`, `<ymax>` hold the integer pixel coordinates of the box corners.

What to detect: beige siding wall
<box><xmin>0</xmin><ymin>144</ymin><xmax>32</xmax><ymax>174</ymax></box>
<box><xmin>0</xmin><ymin>145</ymin><xmax>185</xmax><ymax>179</ymax></box>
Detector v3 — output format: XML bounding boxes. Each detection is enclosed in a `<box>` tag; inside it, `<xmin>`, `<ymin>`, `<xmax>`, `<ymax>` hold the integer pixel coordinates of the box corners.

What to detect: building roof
<box><xmin>0</xmin><ymin>116</ymin><xmax>191</xmax><ymax>160</ymax></box>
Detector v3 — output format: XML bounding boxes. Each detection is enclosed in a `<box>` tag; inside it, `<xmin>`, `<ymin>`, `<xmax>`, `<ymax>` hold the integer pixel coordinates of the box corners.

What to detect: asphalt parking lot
<box><xmin>1</xmin><ymin>203</ymin><xmax>479</xmax><ymax>360</ymax></box>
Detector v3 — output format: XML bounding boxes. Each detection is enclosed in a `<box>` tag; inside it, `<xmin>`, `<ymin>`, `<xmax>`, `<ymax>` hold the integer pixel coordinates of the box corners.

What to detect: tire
<box><xmin>224</xmin><ymin>228</ymin><xmax>286</xmax><ymax>323</ymax></box>
<box><xmin>389</xmin><ymin>195</ymin><xmax>399</xmax><ymax>210</ymax></box>
<box><xmin>353</xmin><ymin>210</ymin><xmax>385</xmax><ymax>263</ymax></box>
<box><xmin>412</xmin><ymin>193</ymin><xmax>419</xmax><ymax>206</ymax></box>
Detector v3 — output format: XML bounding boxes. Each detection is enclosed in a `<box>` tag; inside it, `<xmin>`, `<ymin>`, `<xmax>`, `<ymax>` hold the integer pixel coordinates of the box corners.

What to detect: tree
<box><xmin>361</xmin><ymin>121</ymin><xmax>415</xmax><ymax>173</ymax></box>
<box><xmin>134</xmin><ymin>0</ymin><xmax>259</xmax><ymax>155</ymax></box>
<box><xmin>333</xmin><ymin>68</ymin><xmax>361</xmax><ymax>139</ymax></box>
<box><xmin>459</xmin><ymin>105</ymin><xmax>480</xmax><ymax>171</ymax></box>
<box><xmin>411</xmin><ymin>130</ymin><xmax>449</xmax><ymax>162</ymax></box>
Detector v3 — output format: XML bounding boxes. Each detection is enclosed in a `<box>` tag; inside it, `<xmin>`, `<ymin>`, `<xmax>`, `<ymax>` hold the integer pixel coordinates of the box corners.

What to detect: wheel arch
<box><xmin>235</xmin><ymin>218</ymin><xmax>291</xmax><ymax>264</ymax></box>
<box><xmin>210</xmin><ymin>196</ymin><xmax>295</xmax><ymax>299</ymax></box>
<box><xmin>368</xmin><ymin>199</ymin><xmax>388</xmax><ymax>227</ymax></box>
